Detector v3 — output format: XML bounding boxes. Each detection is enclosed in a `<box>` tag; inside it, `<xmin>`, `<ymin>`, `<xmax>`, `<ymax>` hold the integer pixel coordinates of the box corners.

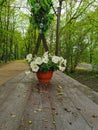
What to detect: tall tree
<box><xmin>51</xmin><ymin>0</ymin><xmax>64</xmax><ymax>55</ymax></box>
<box><xmin>58</xmin><ymin>0</ymin><xmax>98</xmax><ymax>72</ymax></box>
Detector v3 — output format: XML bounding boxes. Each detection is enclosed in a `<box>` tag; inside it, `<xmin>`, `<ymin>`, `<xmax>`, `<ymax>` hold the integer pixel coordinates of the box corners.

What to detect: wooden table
<box><xmin>0</xmin><ymin>71</ymin><xmax>98</xmax><ymax>130</ymax></box>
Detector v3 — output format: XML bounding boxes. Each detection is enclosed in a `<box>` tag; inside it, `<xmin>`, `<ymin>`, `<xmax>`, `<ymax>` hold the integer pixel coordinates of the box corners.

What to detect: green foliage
<box><xmin>0</xmin><ymin>0</ymin><xmax>30</xmax><ymax>62</ymax></box>
<box><xmin>0</xmin><ymin>0</ymin><xmax>98</xmax><ymax>71</ymax></box>
<box><xmin>28</xmin><ymin>0</ymin><xmax>54</xmax><ymax>33</ymax></box>
<box><xmin>36</xmin><ymin>56</ymin><xmax>59</xmax><ymax>72</ymax></box>
<box><xmin>26</xmin><ymin>52</ymin><xmax>66</xmax><ymax>73</ymax></box>
<box><xmin>92</xmin><ymin>47</ymin><xmax>98</xmax><ymax>70</ymax></box>
<box><xmin>39</xmin><ymin>60</ymin><xmax>58</xmax><ymax>72</ymax></box>
<box><xmin>57</xmin><ymin>0</ymin><xmax>98</xmax><ymax>72</ymax></box>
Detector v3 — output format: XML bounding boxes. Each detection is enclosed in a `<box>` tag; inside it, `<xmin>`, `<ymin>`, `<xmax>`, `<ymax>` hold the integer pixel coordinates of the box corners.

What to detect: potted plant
<box><xmin>26</xmin><ymin>52</ymin><xmax>67</xmax><ymax>83</ymax></box>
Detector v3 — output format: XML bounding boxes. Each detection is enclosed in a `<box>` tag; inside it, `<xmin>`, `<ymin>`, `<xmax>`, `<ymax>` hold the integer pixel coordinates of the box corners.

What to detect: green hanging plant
<box><xmin>27</xmin><ymin>0</ymin><xmax>54</xmax><ymax>33</ymax></box>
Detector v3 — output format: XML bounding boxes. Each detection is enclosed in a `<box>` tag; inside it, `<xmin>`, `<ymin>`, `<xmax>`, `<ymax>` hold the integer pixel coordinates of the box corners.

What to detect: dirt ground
<box><xmin>0</xmin><ymin>61</ymin><xmax>28</xmax><ymax>86</ymax></box>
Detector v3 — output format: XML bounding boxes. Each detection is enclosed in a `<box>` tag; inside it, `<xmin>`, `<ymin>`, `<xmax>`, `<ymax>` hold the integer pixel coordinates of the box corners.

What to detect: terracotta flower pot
<box><xmin>36</xmin><ymin>70</ymin><xmax>53</xmax><ymax>83</ymax></box>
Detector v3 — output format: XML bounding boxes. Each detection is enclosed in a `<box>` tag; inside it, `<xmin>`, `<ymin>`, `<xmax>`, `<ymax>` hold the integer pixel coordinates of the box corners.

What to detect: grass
<box><xmin>0</xmin><ymin>60</ymin><xmax>26</xmax><ymax>66</ymax></box>
<box><xmin>68</xmin><ymin>69</ymin><xmax>98</xmax><ymax>92</ymax></box>
<box><xmin>15</xmin><ymin>60</ymin><xmax>26</xmax><ymax>62</ymax></box>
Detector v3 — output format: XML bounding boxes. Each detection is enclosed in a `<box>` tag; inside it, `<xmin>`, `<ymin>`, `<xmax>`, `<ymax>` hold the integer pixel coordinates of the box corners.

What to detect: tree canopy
<box><xmin>0</xmin><ymin>0</ymin><xmax>98</xmax><ymax>72</ymax></box>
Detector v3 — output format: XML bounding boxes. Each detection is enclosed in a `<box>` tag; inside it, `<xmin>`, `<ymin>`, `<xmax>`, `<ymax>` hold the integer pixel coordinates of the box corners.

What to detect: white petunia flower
<box><xmin>35</xmin><ymin>57</ymin><xmax>42</xmax><ymax>65</ymax></box>
<box><xmin>59</xmin><ymin>66</ymin><xmax>65</xmax><ymax>71</ymax></box>
<box><xmin>30</xmin><ymin>61</ymin><xmax>39</xmax><ymax>72</ymax></box>
<box><xmin>59</xmin><ymin>57</ymin><xmax>64</xmax><ymax>62</ymax></box>
<box><xmin>30</xmin><ymin>61</ymin><xmax>36</xmax><ymax>67</ymax></box>
<box><xmin>64</xmin><ymin>59</ymin><xmax>67</xmax><ymax>66</ymax></box>
<box><xmin>26</xmin><ymin>52</ymin><xmax>67</xmax><ymax>73</ymax></box>
<box><xmin>32</xmin><ymin>65</ymin><xmax>39</xmax><ymax>72</ymax></box>
<box><xmin>52</xmin><ymin>56</ymin><xmax>60</xmax><ymax>63</ymax></box>
<box><xmin>26</xmin><ymin>54</ymin><xmax>32</xmax><ymax>62</ymax></box>
<box><xmin>43</xmin><ymin>55</ymin><xmax>48</xmax><ymax>60</ymax></box>
<box><xmin>42</xmin><ymin>57</ymin><xmax>49</xmax><ymax>63</ymax></box>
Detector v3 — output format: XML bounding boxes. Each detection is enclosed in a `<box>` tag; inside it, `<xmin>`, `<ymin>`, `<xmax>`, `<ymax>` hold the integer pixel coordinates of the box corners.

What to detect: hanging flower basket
<box><xmin>36</xmin><ymin>70</ymin><xmax>53</xmax><ymax>83</ymax></box>
<box><xmin>26</xmin><ymin>51</ymin><xmax>67</xmax><ymax>83</ymax></box>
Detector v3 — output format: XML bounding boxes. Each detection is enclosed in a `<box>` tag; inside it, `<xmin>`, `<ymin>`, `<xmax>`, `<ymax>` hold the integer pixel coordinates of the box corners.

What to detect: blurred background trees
<box><xmin>0</xmin><ymin>0</ymin><xmax>98</xmax><ymax>72</ymax></box>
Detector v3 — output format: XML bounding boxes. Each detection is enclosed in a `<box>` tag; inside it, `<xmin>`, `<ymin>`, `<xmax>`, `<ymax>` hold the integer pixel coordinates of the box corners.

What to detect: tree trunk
<box><xmin>32</xmin><ymin>34</ymin><xmax>41</xmax><ymax>56</ymax></box>
<box><xmin>49</xmin><ymin>30</ymin><xmax>53</xmax><ymax>51</ymax></box>
<box><xmin>5</xmin><ymin>1</ymin><xmax>10</xmax><ymax>62</ymax></box>
<box><xmin>41</xmin><ymin>33</ymin><xmax>49</xmax><ymax>52</ymax></box>
<box><xmin>55</xmin><ymin>1</ymin><xmax>62</xmax><ymax>56</ymax></box>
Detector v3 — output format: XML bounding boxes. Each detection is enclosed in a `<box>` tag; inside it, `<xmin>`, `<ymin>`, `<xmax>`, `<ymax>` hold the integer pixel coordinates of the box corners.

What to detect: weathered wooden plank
<box><xmin>18</xmin><ymin>80</ymin><xmax>55</xmax><ymax>130</ymax></box>
<box><xmin>66</xmin><ymin>87</ymin><xmax>98</xmax><ymax>130</ymax></box>
<box><xmin>0</xmin><ymin>70</ymin><xmax>98</xmax><ymax>130</ymax></box>
<box><xmin>0</xmin><ymin>80</ymin><xmax>32</xmax><ymax>130</ymax></box>
<box><xmin>22</xmin><ymin>72</ymin><xmax>35</xmax><ymax>83</ymax></box>
<box><xmin>49</xmin><ymin>78</ymin><xmax>92</xmax><ymax>130</ymax></box>
<box><xmin>0</xmin><ymin>83</ymin><xmax>17</xmax><ymax>106</ymax></box>
<box><xmin>0</xmin><ymin>71</ymin><xmax>32</xmax><ymax>106</ymax></box>
<box><xmin>9</xmin><ymin>72</ymin><xmax>26</xmax><ymax>83</ymax></box>
<box><xmin>56</xmin><ymin>71</ymin><xmax>98</xmax><ymax>104</ymax></box>
<box><xmin>54</xmin><ymin>71</ymin><xmax>98</xmax><ymax>130</ymax></box>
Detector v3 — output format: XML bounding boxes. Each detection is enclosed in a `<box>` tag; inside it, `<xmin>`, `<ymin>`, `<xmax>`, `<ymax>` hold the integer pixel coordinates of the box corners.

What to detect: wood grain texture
<box><xmin>0</xmin><ymin>72</ymin><xmax>33</xmax><ymax>130</ymax></box>
<box><xmin>0</xmin><ymin>71</ymin><xmax>98</xmax><ymax>130</ymax></box>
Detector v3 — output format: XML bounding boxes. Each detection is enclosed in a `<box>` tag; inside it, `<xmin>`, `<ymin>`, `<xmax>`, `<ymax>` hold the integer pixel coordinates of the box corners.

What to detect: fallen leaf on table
<box><xmin>76</xmin><ymin>107</ymin><xmax>81</xmax><ymax>111</ymax></box>
<box><xmin>37</xmin><ymin>108</ymin><xmax>42</xmax><ymax>112</ymax></box>
<box><xmin>58</xmin><ymin>85</ymin><xmax>63</xmax><ymax>89</ymax></box>
<box><xmin>52</xmin><ymin>121</ymin><xmax>56</xmax><ymax>124</ymax></box>
<box><xmin>34</xmin><ymin>110</ymin><xmax>37</xmax><ymax>113</ymax></box>
<box><xmin>64</xmin><ymin>108</ymin><xmax>71</xmax><ymax>112</ymax></box>
<box><xmin>10</xmin><ymin>113</ymin><xmax>16</xmax><ymax>118</ymax></box>
<box><xmin>92</xmin><ymin>115</ymin><xmax>97</xmax><ymax>118</ymax></box>
<box><xmin>43</xmin><ymin>119</ymin><xmax>48</xmax><ymax>122</ymax></box>
<box><xmin>52</xmin><ymin>112</ymin><xmax>58</xmax><ymax>115</ymax></box>
<box><xmin>57</xmin><ymin>92</ymin><xmax>64</xmax><ymax>95</ymax></box>
<box><xmin>28</xmin><ymin>120</ymin><xmax>32</xmax><ymax>124</ymax></box>
<box><xmin>69</xmin><ymin>121</ymin><xmax>72</xmax><ymax>125</ymax></box>
<box><xmin>52</xmin><ymin>107</ymin><xmax>55</xmax><ymax>110</ymax></box>
<box><xmin>42</xmin><ymin>118</ymin><xmax>48</xmax><ymax>122</ymax></box>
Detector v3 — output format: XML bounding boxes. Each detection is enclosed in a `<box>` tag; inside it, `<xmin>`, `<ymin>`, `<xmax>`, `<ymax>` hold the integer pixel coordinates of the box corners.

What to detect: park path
<box><xmin>0</xmin><ymin>61</ymin><xmax>28</xmax><ymax>86</ymax></box>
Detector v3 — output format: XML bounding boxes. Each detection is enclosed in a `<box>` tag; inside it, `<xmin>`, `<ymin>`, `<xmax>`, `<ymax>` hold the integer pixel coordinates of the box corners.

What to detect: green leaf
<box><xmin>57</xmin><ymin>92</ymin><xmax>64</xmax><ymax>95</ymax></box>
<box><xmin>58</xmin><ymin>85</ymin><xmax>63</xmax><ymax>89</ymax></box>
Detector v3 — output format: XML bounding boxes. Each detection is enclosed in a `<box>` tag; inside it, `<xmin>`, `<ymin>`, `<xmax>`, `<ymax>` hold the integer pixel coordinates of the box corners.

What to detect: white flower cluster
<box><xmin>26</xmin><ymin>52</ymin><xmax>67</xmax><ymax>73</ymax></box>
